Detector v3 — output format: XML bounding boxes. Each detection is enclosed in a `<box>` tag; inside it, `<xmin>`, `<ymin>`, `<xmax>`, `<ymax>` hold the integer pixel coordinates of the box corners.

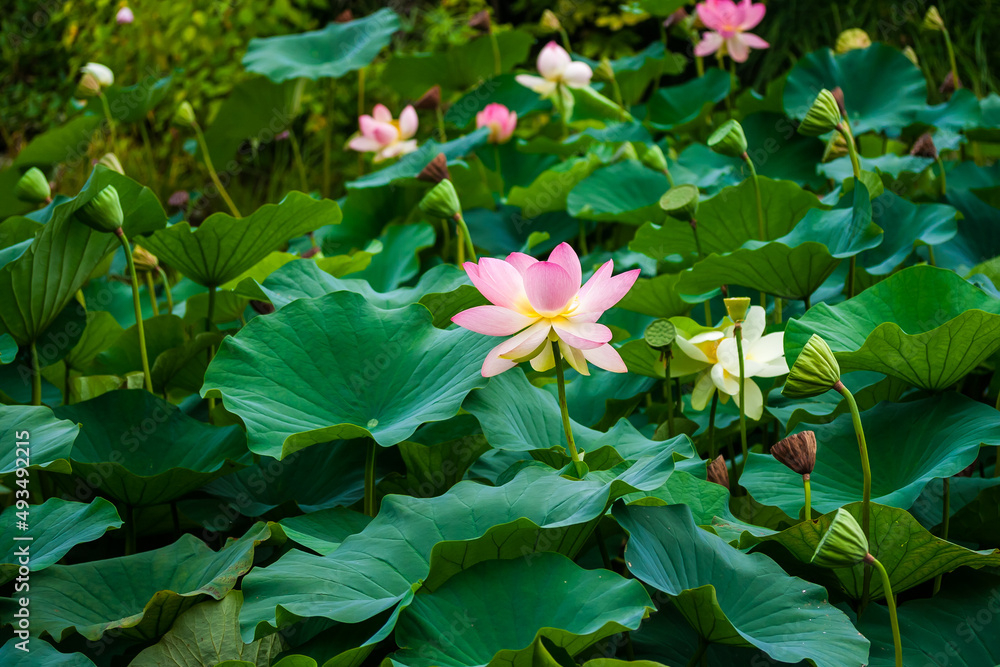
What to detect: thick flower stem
<box><xmin>454</xmin><ymin>213</ymin><xmax>477</xmax><ymax>263</ymax></box>
<box><xmin>456</xmin><ymin>225</ymin><xmax>466</xmax><ymax>265</ymax></box>
<box><xmin>838</xmin><ymin>123</ymin><xmax>863</xmax><ymax>299</ymax></box>
<box><xmin>553</xmin><ymin>341</ymin><xmax>581</xmax><ymax>463</ymax></box>
<box><xmin>934</xmin><ymin>477</ymin><xmax>951</xmax><ymax>594</ymax></box>
<box><xmin>578</xmin><ymin>222</ymin><xmax>589</xmax><ymax>256</ymax></box>
<box><xmin>435</xmin><ymin>107</ymin><xmax>447</xmax><ymax>142</ymax></box>
<box><xmin>734</xmin><ymin>323</ymin><xmax>749</xmax><ymax>484</ymax></box>
<box><xmin>192</xmin><ymin>123</ymin><xmax>241</xmax><ymax>218</ymax></box>
<box><xmin>868</xmin><ymin>555</ymin><xmax>903</xmax><ymax>667</ymax></box>
<box><xmin>942</xmin><ymin>30</ymin><xmax>960</xmax><ymax>92</ymax></box>
<box><xmin>364</xmin><ymin>439</ymin><xmax>378</xmax><ymax>517</ymax></box>
<box><xmin>489</xmin><ymin>31</ymin><xmax>502</xmax><ymax>76</ymax></box>
<box><xmin>835</xmin><ymin>379</ymin><xmax>872</xmax><ymax>606</ymax></box>
<box><xmin>116</xmin><ymin>230</ymin><xmax>153</xmax><ymax>393</ymax></box>
<box><xmin>687</xmin><ymin>637</ymin><xmax>709</xmax><ymax>667</ymax></box>
<box><xmin>207</xmin><ymin>284</ymin><xmax>217</xmax><ymax>413</ymax></box>
<box><xmin>935</xmin><ymin>155</ymin><xmax>947</xmax><ymax>197</ymax></box>
<box><xmin>803</xmin><ymin>474</ymin><xmax>812</xmax><ymax>521</ymax></box>
<box><xmin>144</xmin><ymin>272</ymin><xmax>159</xmax><ymax>317</ymax></box>
<box><xmin>30</xmin><ymin>341</ymin><xmax>41</xmax><ymax>406</ymax></box>
<box><xmin>158</xmin><ymin>268</ymin><xmax>174</xmax><ymax>314</ymax></box>
<box><xmin>98</xmin><ymin>92</ymin><xmax>117</xmax><ymax>148</ymax></box>
<box><xmin>663</xmin><ymin>353</ymin><xmax>675</xmax><ymax>438</ymax></box>
<box><xmin>742</xmin><ymin>154</ymin><xmax>767</xmax><ymax>309</ymax></box>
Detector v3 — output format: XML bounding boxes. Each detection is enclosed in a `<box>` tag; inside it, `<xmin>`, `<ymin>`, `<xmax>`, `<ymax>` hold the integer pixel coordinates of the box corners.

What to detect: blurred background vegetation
<box><xmin>2</xmin><ymin>0</ymin><xmax>997</xmax><ymax>208</ymax></box>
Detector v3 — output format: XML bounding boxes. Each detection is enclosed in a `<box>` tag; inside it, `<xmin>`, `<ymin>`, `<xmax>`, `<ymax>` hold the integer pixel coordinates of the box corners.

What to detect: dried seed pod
<box><xmin>909</xmin><ymin>132</ymin><xmax>938</xmax><ymax>159</ymax></box>
<box><xmin>417</xmin><ymin>153</ymin><xmax>450</xmax><ymax>184</ymax></box>
<box><xmin>772</xmin><ymin>431</ymin><xmax>817</xmax><ymax>476</ymax></box>
<box><xmin>414</xmin><ymin>85</ymin><xmax>441</xmax><ymax>111</ymax></box>
<box><xmin>707</xmin><ymin>455</ymin><xmax>730</xmax><ymax>489</ymax></box>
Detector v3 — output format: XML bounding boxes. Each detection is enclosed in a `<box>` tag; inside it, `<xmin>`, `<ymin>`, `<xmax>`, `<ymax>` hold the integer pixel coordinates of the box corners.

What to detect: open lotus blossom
<box><xmin>476</xmin><ymin>103</ymin><xmax>518</xmax><ymax>144</ymax></box>
<box><xmin>674</xmin><ymin>306</ymin><xmax>786</xmax><ymax>420</ymax></box>
<box><xmin>116</xmin><ymin>6</ymin><xmax>134</xmax><ymax>24</ymax></box>
<box><xmin>348</xmin><ymin>103</ymin><xmax>418</xmax><ymax>162</ymax></box>
<box><xmin>515</xmin><ymin>41</ymin><xmax>593</xmax><ymax>97</ymax></box>
<box><xmin>81</xmin><ymin>62</ymin><xmax>114</xmax><ymax>88</ymax></box>
<box><xmin>694</xmin><ymin>0</ymin><xmax>769</xmax><ymax>63</ymax></box>
<box><xmin>453</xmin><ymin>243</ymin><xmax>639</xmax><ymax>377</ymax></box>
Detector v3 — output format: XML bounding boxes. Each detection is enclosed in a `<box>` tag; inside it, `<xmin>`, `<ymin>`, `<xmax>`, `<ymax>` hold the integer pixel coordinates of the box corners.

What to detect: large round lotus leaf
<box><xmin>277</xmin><ymin>508</ymin><xmax>372</xmax><ymax>556</ymax></box>
<box><xmin>391</xmin><ymin>554</ymin><xmax>652</xmax><ymax>667</ymax></box>
<box><xmin>243</xmin><ymin>9</ymin><xmax>400</xmax><ymax>82</ymax></box>
<box><xmin>936</xmin><ymin>185</ymin><xmax>1000</xmax><ymax>275</ymax></box>
<box><xmin>857</xmin><ymin>192</ymin><xmax>958</xmax><ymax>275</ymax></box>
<box><xmin>567</xmin><ymin>161</ymin><xmax>668</xmax><ymax>225</ymax></box>
<box><xmin>239</xmin><ymin>454</ymin><xmax>677</xmax><ymax>641</ymax></box>
<box><xmin>646</xmin><ymin>68</ymin><xmax>730</xmax><ymax>130</ymax></box>
<box><xmin>740</xmin><ymin>112</ymin><xmax>826</xmax><ymax>190</ymax></box>
<box><xmin>0</xmin><ymin>405</ymin><xmax>78</xmax><ymax>474</ymax></box>
<box><xmin>200</xmin><ymin>77</ymin><xmax>300</xmax><ymax>167</ymax></box>
<box><xmin>784</xmin><ymin>265</ymin><xmax>1000</xmax><ymax>388</ymax></box>
<box><xmin>0</xmin><ymin>166</ymin><xmax>166</xmax><ymax>346</ymax></box>
<box><xmin>0</xmin><ymin>524</ymin><xmax>270</xmax><ymax>642</ymax></box>
<box><xmin>0</xmin><ymin>639</ymin><xmax>96</xmax><ymax>666</ymax></box>
<box><xmin>141</xmin><ymin>192</ymin><xmax>340</xmax><ymax>287</ymax></box>
<box><xmin>614</xmin><ymin>504</ymin><xmax>870</xmax><ymax>667</ymax></box>
<box><xmin>54</xmin><ymin>390</ymin><xmax>248</xmax><ymax>506</ymax></box>
<box><xmin>742</xmin><ymin>503</ymin><xmax>1000</xmax><ymax>601</ymax></box>
<box><xmin>742</xmin><ymin>393</ymin><xmax>1000</xmax><ymax>517</ymax></box>
<box><xmin>577</xmin><ymin>42</ymin><xmax>684</xmax><ymax>106</ymax></box>
<box><xmin>462</xmin><ymin>206</ymin><xmax>580</xmax><ymax>257</ymax></box>
<box><xmin>783</xmin><ymin>44</ymin><xmax>928</xmax><ymax>135</ymax></box>
<box><xmin>630</xmin><ymin>176</ymin><xmax>823</xmax><ymax>263</ymax></box>
<box><xmin>0</xmin><ymin>498</ymin><xmax>121</xmax><ymax>583</ymax></box>
<box><xmin>506</xmin><ymin>155</ymin><xmax>603</xmax><ymax>217</ymax></box>
<box><xmin>130</xmin><ymin>592</ymin><xmax>284</xmax><ymax>667</ymax></box>
<box><xmin>817</xmin><ymin>153</ymin><xmax>933</xmax><ymax>181</ymax></box>
<box><xmin>203</xmin><ymin>290</ymin><xmax>494</xmax><ymax>459</ymax></box>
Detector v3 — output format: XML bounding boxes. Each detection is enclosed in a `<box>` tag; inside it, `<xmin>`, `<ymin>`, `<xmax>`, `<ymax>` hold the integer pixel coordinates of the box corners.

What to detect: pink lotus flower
<box><xmin>694</xmin><ymin>0</ymin><xmax>769</xmax><ymax>63</ymax></box>
<box><xmin>348</xmin><ymin>103</ymin><xmax>418</xmax><ymax>163</ymax></box>
<box><xmin>476</xmin><ymin>103</ymin><xmax>517</xmax><ymax>144</ymax></box>
<box><xmin>453</xmin><ymin>243</ymin><xmax>640</xmax><ymax>377</ymax></box>
<box><xmin>116</xmin><ymin>6</ymin><xmax>134</xmax><ymax>24</ymax></box>
<box><xmin>515</xmin><ymin>41</ymin><xmax>593</xmax><ymax>97</ymax></box>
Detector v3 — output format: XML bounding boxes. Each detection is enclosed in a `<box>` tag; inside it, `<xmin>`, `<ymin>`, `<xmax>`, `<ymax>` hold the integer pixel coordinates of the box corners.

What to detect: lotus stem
<box><xmin>774</xmin><ymin>297</ymin><xmax>782</xmax><ymax>324</ymax></box>
<box><xmin>942</xmin><ymin>30</ymin><xmax>960</xmax><ymax>92</ymax></box>
<box><xmin>742</xmin><ymin>154</ymin><xmax>767</xmax><ymax>309</ymax></box>
<box><xmin>364</xmin><ymin>439</ymin><xmax>378</xmax><ymax>517</ymax></box>
<box><xmin>207</xmin><ymin>284</ymin><xmax>217</xmax><ymax>413</ymax></box>
<box><xmin>455</xmin><ymin>224</ymin><xmax>466</xmax><ymax>265</ymax></box>
<box><xmin>158</xmin><ymin>268</ymin><xmax>174</xmax><ymax>314</ymax></box>
<box><xmin>835</xmin><ymin>379</ymin><xmax>872</xmax><ymax>606</ymax></box>
<box><xmin>803</xmin><ymin>474</ymin><xmax>812</xmax><ymax>521</ymax></box>
<box><xmin>594</xmin><ymin>523</ymin><xmax>612</xmax><ymax>570</ymax></box>
<box><xmin>558</xmin><ymin>28</ymin><xmax>572</xmax><ymax>53</ymax></box>
<box><xmin>934</xmin><ymin>477</ymin><xmax>951</xmax><ymax>594</ymax></box>
<box><xmin>117</xmin><ymin>230</ymin><xmax>153</xmax><ymax>393</ymax></box>
<box><xmin>687</xmin><ymin>637</ymin><xmax>709</xmax><ymax>667</ymax></box>
<box><xmin>30</xmin><ymin>341</ymin><xmax>41</xmax><ymax>406</ymax></box>
<box><xmin>934</xmin><ymin>155</ymin><xmax>947</xmax><ymax>197</ymax></box>
<box><xmin>436</xmin><ymin>107</ymin><xmax>447</xmax><ymax>142</ymax></box>
<box><xmin>866</xmin><ymin>555</ymin><xmax>903</xmax><ymax>667</ymax></box>
<box><xmin>708</xmin><ymin>392</ymin><xmax>719</xmax><ymax>460</ymax></box>
<box><xmin>552</xmin><ymin>340</ymin><xmax>581</xmax><ymax>463</ymax></box>
<box><xmin>690</xmin><ymin>219</ymin><xmax>704</xmax><ymax>259</ymax></box>
<box><xmin>192</xmin><ymin>122</ymin><xmax>241</xmax><ymax>218</ymax></box>
<box><xmin>453</xmin><ymin>213</ymin><xmax>477</xmax><ymax>262</ymax></box>
<box><xmin>287</xmin><ymin>128</ymin><xmax>310</xmax><ymax>194</ymax></box>
<box><xmin>144</xmin><ymin>272</ymin><xmax>159</xmax><ymax>317</ymax></box>
<box><xmin>663</xmin><ymin>352</ymin><xmax>675</xmax><ymax>439</ymax></box>
<box><xmin>735</xmin><ymin>323</ymin><xmax>748</xmax><ymax>484</ymax></box>
<box><xmin>489</xmin><ymin>31</ymin><xmax>502</xmax><ymax>76</ymax></box>
<box><xmin>98</xmin><ymin>92</ymin><xmax>117</xmax><ymax>149</ymax></box>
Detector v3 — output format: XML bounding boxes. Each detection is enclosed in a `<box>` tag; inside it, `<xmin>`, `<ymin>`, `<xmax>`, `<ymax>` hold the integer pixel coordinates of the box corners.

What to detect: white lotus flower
<box><xmin>515</xmin><ymin>41</ymin><xmax>592</xmax><ymax>97</ymax></box>
<box><xmin>81</xmin><ymin>62</ymin><xmax>114</xmax><ymax>88</ymax></box>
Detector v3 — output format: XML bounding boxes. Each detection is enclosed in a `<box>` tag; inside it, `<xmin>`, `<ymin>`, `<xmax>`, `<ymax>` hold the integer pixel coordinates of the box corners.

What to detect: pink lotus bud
<box><xmin>116</xmin><ymin>6</ymin><xmax>134</xmax><ymax>24</ymax></box>
<box><xmin>476</xmin><ymin>103</ymin><xmax>517</xmax><ymax>144</ymax></box>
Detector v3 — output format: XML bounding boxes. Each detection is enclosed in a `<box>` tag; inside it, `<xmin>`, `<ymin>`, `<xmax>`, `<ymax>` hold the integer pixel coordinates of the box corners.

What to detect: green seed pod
<box><xmin>14</xmin><ymin>167</ymin><xmax>51</xmax><ymax>203</ymax></box>
<box><xmin>707</xmin><ymin>119</ymin><xmax>747</xmax><ymax>159</ymax></box>
<box><xmin>659</xmin><ymin>184</ymin><xmax>699</xmax><ymax>222</ymax></box>
<box><xmin>811</xmin><ymin>508</ymin><xmax>869</xmax><ymax>568</ymax></box>
<box><xmin>644</xmin><ymin>318</ymin><xmax>676</xmax><ymax>350</ymax></box>
<box><xmin>76</xmin><ymin>72</ymin><xmax>102</xmax><ymax>98</ymax></box>
<box><xmin>782</xmin><ymin>334</ymin><xmax>841</xmax><ymax>398</ymax></box>
<box><xmin>76</xmin><ymin>185</ymin><xmax>124</xmax><ymax>233</ymax></box>
<box><xmin>419</xmin><ymin>179</ymin><xmax>462</xmax><ymax>219</ymax></box>
<box><xmin>173</xmin><ymin>101</ymin><xmax>197</xmax><ymax>128</ymax></box>
<box><xmin>724</xmin><ymin>297</ymin><xmax>751</xmax><ymax>324</ymax></box>
<box><xmin>639</xmin><ymin>144</ymin><xmax>668</xmax><ymax>173</ymax></box>
<box><xmin>98</xmin><ymin>153</ymin><xmax>124</xmax><ymax>174</ymax></box>
<box><xmin>798</xmin><ymin>89</ymin><xmax>842</xmax><ymax>137</ymax></box>
<box><xmin>922</xmin><ymin>6</ymin><xmax>945</xmax><ymax>32</ymax></box>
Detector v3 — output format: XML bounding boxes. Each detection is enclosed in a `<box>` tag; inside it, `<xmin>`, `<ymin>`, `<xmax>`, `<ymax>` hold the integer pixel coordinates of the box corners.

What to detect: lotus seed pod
<box><xmin>707</xmin><ymin>455</ymin><xmax>730</xmax><ymax>489</ymax></box>
<box><xmin>782</xmin><ymin>334</ymin><xmax>841</xmax><ymax>398</ymax></box>
<box><xmin>644</xmin><ymin>318</ymin><xmax>676</xmax><ymax>350</ymax></box>
<box><xmin>173</xmin><ymin>101</ymin><xmax>197</xmax><ymax>128</ymax></box>
<box><xmin>414</xmin><ymin>85</ymin><xmax>441</xmax><ymax>111</ymax></box>
<box><xmin>659</xmin><ymin>184</ymin><xmax>699</xmax><ymax>221</ymax></box>
<box><xmin>822</xmin><ymin>131</ymin><xmax>849</xmax><ymax>163</ymax></box>
<box><xmin>98</xmin><ymin>153</ymin><xmax>124</xmax><ymax>174</ymax></box>
<box><xmin>724</xmin><ymin>297</ymin><xmax>752</xmax><ymax>324</ymax></box>
<box><xmin>922</xmin><ymin>6</ymin><xmax>945</xmax><ymax>32</ymax></box>
<box><xmin>811</xmin><ymin>508</ymin><xmax>869</xmax><ymax>568</ymax></box>
<box><xmin>771</xmin><ymin>431</ymin><xmax>817</xmax><ymax>475</ymax></box>
<box><xmin>835</xmin><ymin>28</ymin><xmax>871</xmax><ymax>53</ymax></box>
<box><xmin>132</xmin><ymin>245</ymin><xmax>159</xmax><ymax>273</ymax></box>
<box><xmin>417</xmin><ymin>153</ymin><xmax>450</xmax><ymax>184</ymax></box>
<box><xmin>14</xmin><ymin>167</ymin><xmax>52</xmax><ymax>203</ymax></box>
<box><xmin>468</xmin><ymin>9</ymin><xmax>491</xmax><ymax>33</ymax></box>
<box><xmin>910</xmin><ymin>132</ymin><xmax>938</xmax><ymax>159</ymax></box>
<box><xmin>540</xmin><ymin>9</ymin><xmax>562</xmax><ymax>32</ymax></box>
<box><xmin>639</xmin><ymin>144</ymin><xmax>668</xmax><ymax>173</ymax></box>
<box><xmin>419</xmin><ymin>179</ymin><xmax>462</xmax><ymax>219</ymax></box>
<box><xmin>707</xmin><ymin>119</ymin><xmax>747</xmax><ymax>158</ymax></box>
<box><xmin>77</xmin><ymin>185</ymin><xmax>124</xmax><ymax>233</ymax></box>
<box><xmin>797</xmin><ymin>89</ymin><xmax>842</xmax><ymax>137</ymax></box>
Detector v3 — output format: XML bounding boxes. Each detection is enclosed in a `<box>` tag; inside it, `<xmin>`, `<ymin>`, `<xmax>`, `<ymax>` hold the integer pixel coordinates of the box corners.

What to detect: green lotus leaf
<box><xmin>130</xmin><ymin>591</ymin><xmax>284</xmax><ymax>667</ymax></box>
<box><xmin>627</xmin><ymin>601</ymin><xmax>764</xmax><ymax>666</ymax></box>
<box><xmin>765</xmin><ymin>370</ymin><xmax>907</xmax><ymax>432</ymax></box>
<box><xmin>390</xmin><ymin>554</ymin><xmax>652</xmax><ymax>667</ymax></box>
<box><xmin>646</xmin><ymin>68</ymin><xmax>730</xmax><ymax>130</ymax></box>
<box><xmin>463</xmin><ymin>369</ymin><xmax>696</xmax><ymax>461</ymax></box>
<box><xmin>542</xmin><ymin>366</ymin><xmax>655</xmax><ymax>429</ymax></box>
<box><xmin>348</xmin><ymin>223</ymin><xmax>435</xmax><ymax>292</ymax></box>
<box><xmin>463</xmin><ymin>206</ymin><xmax>580</xmax><ymax>256</ymax></box>
<box><xmin>506</xmin><ymin>154</ymin><xmax>603</xmax><ymax>217</ymax></box>
<box><xmin>381</xmin><ymin>30</ymin><xmax>532</xmax><ymax>98</ymax></box>
<box><xmin>200</xmin><ymin>76</ymin><xmax>300</xmax><ymax>166</ymax></box>
<box><xmin>203</xmin><ymin>290</ymin><xmax>494</xmax><ymax>458</ymax></box>
<box><xmin>614</xmin><ymin>503</ymin><xmax>870</xmax><ymax>666</ymax></box>
<box><xmin>947</xmin><ymin>484</ymin><xmax>1000</xmax><ymax>548</ymax></box>
<box><xmin>444</xmin><ymin>73</ymin><xmax>551</xmax><ymax>128</ymax></box>
<box><xmin>346</xmin><ymin>128</ymin><xmax>490</xmax><ymax>190</ymax></box>
<box><xmin>140</xmin><ymin>192</ymin><xmax>339</xmax><ymax>288</ymax></box>
<box><xmin>818</xmin><ymin>153</ymin><xmax>933</xmax><ymax>181</ymax></box>
<box><xmin>0</xmin><ymin>498</ymin><xmax>121</xmax><ymax>583</ymax></box>
<box><xmin>0</xmin><ymin>333</ymin><xmax>15</xmax><ymax>365</ymax></box>
<box><xmin>243</xmin><ymin>9</ymin><xmax>400</xmax><ymax>82</ymax></box>
<box><xmin>743</xmin><ymin>393</ymin><xmax>999</xmax><ymax>517</ymax></box>
<box><xmin>239</xmin><ymin>453</ymin><xmax>677</xmax><ymax>641</ymax></box>
<box><xmin>740</xmin><ymin>112</ymin><xmax>826</xmax><ymax>189</ymax></box>
<box><xmin>784</xmin><ymin>44</ymin><xmax>927</xmax><ymax>134</ymax></box>
<box><xmin>578</xmin><ymin>42</ymin><xmax>684</xmax><ymax>106</ymax></box>
<box><xmin>630</xmin><ymin>176</ymin><xmax>823</xmax><ymax>263</ymax></box>
<box><xmin>53</xmin><ymin>390</ymin><xmax>248</xmax><ymax>506</ymax></box>
<box><xmin>88</xmin><ymin>313</ymin><xmax>185</xmax><ymax>377</ymax></box>
<box><xmin>937</xmin><ymin>186</ymin><xmax>1000</xmax><ymax>275</ymax></box>
<box><xmin>277</xmin><ymin>508</ymin><xmax>372</xmax><ymax>556</ymax></box>
<box><xmin>784</xmin><ymin>265</ymin><xmax>1000</xmax><ymax>388</ymax></box>
<box><xmin>615</xmin><ymin>272</ymin><xmax>689</xmax><ymax>320</ymax></box>
<box><xmin>62</xmin><ymin>311</ymin><xmax>123</xmax><ymax>374</ymax></box>
<box><xmin>86</xmin><ymin>73</ymin><xmax>173</xmax><ymax>124</ymax></box>
<box><xmin>743</xmin><ymin>503</ymin><xmax>1000</xmax><ymax>601</ymax></box>
<box><xmin>567</xmin><ymin>161</ymin><xmax>668</xmax><ymax>225</ymax></box>
<box><xmin>916</xmin><ymin>89</ymin><xmax>985</xmax><ymax>131</ymax></box>
<box><xmin>668</xmin><ymin>144</ymin><xmax>742</xmax><ymax>195</ymax></box>
<box><xmin>0</xmin><ymin>523</ymin><xmax>270</xmax><ymax>641</ymax></box>
<box><xmin>0</xmin><ymin>167</ymin><xmax>165</xmax><ymax>346</ymax></box>
<box><xmin>857</xmin><ymin>192</ymin><xmax>958</xmax><ymax>274</ymax></box>
<box><xmin>0</xmin><ymin>639</ymin><xmax>96</xmax><ymax>666</ymax></box>
<box><xmin>0</xmin><ymin>405</ymin><xmax>79</xmax><ymax>474</ymax></box>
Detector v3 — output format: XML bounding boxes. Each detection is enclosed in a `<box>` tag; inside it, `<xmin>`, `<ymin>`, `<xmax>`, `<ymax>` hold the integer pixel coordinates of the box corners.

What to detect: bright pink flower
<box><xmin>515</xmin><ymin>41</ymin><xmax>593</xmax><ymax>97</ymax></box>
<box><xmin>116</xmin><ymin>6</ymin><xmax>134</xmax><ymax>24</ymax></box>
<box><xmin>348</xmin><ymin>103</ymin><xmax>418</xmax><ymax>162</ymax></box>
<box><xmin>476</xmin><ymin>103</ymin><xmax>518</xmax><ymax>144</ymax></box>
<box><xmin>453</xmin><ymin>242</ymin><xmax>640</xmax><ymax>377</ymax></box>
<box><xmin>694</xmin><ymin>0</ymin><xmax>769</xmax><ymax>63</ymax></box>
